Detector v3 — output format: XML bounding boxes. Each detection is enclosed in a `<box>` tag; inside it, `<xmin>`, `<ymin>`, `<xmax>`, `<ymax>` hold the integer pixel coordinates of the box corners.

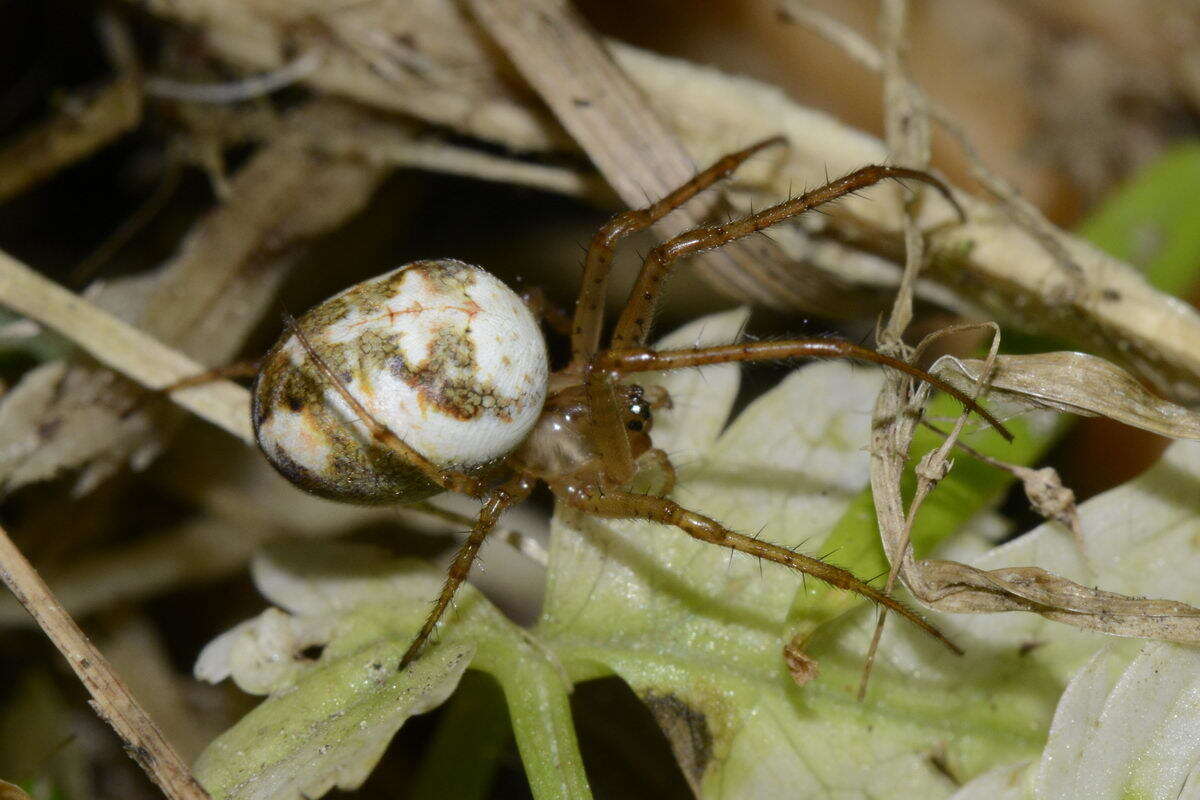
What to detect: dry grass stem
<box><xmin>0</xmin><ymin>520</ymin><xmax>210</xmax><ymax>799</ymax></box>
<box><xmin>860</xmin><ymin>0</ymin><xmax>936</xmax><ymax>696</ymax></box>
<box><xmin>0</xmin><ymin>248</ymin><xmax>253</xmax><ymax>443</ymax></box>
<box><xmin>310</xmin><ymin>119</ymin><xmax>609</xmax><ymax>202</ymax></box>
<box><xmin>0</xmin><ymin>12</ymin><xmax>141</xmax><ymax>203</ymax></box>
<box><xmin>144</xmin><ymin>48</ymin><xmax>325</xmax><ymax>103</ymax></box>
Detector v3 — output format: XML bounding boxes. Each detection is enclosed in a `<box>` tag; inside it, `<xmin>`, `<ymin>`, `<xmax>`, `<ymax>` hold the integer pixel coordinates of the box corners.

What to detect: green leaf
<box><xmin>193</xmin><ymin>543</ymin><xmax>589</xmax><ymax>800</ymax></box>
<box><xmin>535</xmin><ymin>312</ymin><xmax>1059</xmax><ymax>795</ymax></box>
<box><xmin>196</xmin><ymin>636</ymin><xmax>474</xmax><ymax>800</ymax></box>
<box><xmin>1078</xmin><ymin>143</ymin><xmax>1200</xmax><ymax>295</ymax></box>
<box><xmin>951</xmin><ymin>639</ymin><xmax>1200</xmax><ymax>800</ymax></box>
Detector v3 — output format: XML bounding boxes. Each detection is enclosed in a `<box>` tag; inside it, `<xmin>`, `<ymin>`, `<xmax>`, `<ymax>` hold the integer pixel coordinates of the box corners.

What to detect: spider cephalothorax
<box><xmin>251</xmin><ymin>137</ymin><xmax>1010</xmax><ymax>668</ymax></box>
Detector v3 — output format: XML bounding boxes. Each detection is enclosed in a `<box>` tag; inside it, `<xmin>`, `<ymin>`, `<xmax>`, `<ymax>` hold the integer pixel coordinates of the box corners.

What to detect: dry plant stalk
<box><xmin>0</xmin><ymin>249</ymin><xmax>251</xmax><ymax>444</ymax></box>
<box><xmin>861</xmin><ymin>0</ymin><xmax>942</xmax><ymax>693</ymax></box>
<box><xmin>0</xmin><ymin>77</ymin><xmax>141</xmax><ymax>203</ymax></box>
<box><xmin>0</xmin><ymin>521</ymin><xmax>210</xmax><ymax>799</ymax></box>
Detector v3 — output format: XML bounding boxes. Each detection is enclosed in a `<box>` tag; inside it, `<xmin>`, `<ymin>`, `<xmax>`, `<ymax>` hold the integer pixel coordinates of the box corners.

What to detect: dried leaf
<box><xmin>1010</xmin><ymin>465</ymin><xmax>1082</xmax><ymax>550</ymax></box>
<box><xmin>0</xmin><ymin>102</ymin><xmax>388</xmax><ymax>494</ymax></box>
<box><xmin>913</xmin><ymin>559</ymin><xmax>1200</xmax><ymax>640</ymax></box>
<box><xmin>0</xmin><ymin>361</ymin><xmax>164</xmax><ymax>493</ymax></box>
<box><xmin>873</xmin><ymin>350</ymin><xmax>1200</xmax><ymax>643</ymax></box>
<box><xmin>932</xmin><ymin>351</ymin><xmax>1200</xmax><ymax>439</ymax></box>
<box><xmin>782</xmin><ymin>639</ymin><xmax>820</xmax><ymax>687</ymax></box>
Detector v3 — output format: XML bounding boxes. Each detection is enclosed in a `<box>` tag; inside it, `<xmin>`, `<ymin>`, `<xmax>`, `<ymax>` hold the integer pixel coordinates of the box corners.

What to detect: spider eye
<box><xmin>626</xmin><ymin>419</ymin><xmax>645</xmax><ymax>432</ymax></box>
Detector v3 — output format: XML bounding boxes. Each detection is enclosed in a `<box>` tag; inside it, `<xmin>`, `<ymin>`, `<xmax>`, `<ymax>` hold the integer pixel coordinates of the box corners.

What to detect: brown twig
<box><xmin>0</xmin><ymin>521</ymin><xmax>211</xmax><ymax>799</ymax></box>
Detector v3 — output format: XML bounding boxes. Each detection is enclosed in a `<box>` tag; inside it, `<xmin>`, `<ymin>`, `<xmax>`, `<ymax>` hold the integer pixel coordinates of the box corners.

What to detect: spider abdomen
<box><xmin>252</xmin><ymin>259</ymin><xmax>549</xmax><ymax>504</ymax></box>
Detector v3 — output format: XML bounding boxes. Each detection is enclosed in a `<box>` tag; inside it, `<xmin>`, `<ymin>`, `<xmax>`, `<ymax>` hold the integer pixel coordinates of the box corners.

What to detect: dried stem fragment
<box><xmin>0</xmin><ymin>521</ymin><xmax>210</xmax><ymax>799</ymax></box>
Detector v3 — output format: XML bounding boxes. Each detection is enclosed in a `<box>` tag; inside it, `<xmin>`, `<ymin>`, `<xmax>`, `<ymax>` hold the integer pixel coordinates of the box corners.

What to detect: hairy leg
<box><xmin>122</xmin><ymin>360</ymin><xmax>261</xmax><ymax>419</ymax></box>
<box><xmin>519</xmin><ymin>286</ymin><xmax>573</xmax><ymax>338</ymax></box>
<box><xmin>597</xmin><ymin>340</ymin><xmax>1010</xmax><ymax>441</ymax></box>
<box><xmin>400</xmin><ymin>476</ymin><xmax>533</xmax><ymax>668</ymax></box>
<box><xmin>609</xmin><ymin>165</ymin><xmax>964</xmax><ymax>350</ymax></box>
<box><xmin>159</xmin><ymin>360</ymin><xmax>261</xmax><ymax>392</ymax></box>
<box><xmin>563</xmin><ymin>487</ymin><xmax>959</xmax><ymax>654</ymax></box>
<box><xmin>569</xmin><ymin>136</ymin><xmax>785</xmax><ymax>365</ymax></box>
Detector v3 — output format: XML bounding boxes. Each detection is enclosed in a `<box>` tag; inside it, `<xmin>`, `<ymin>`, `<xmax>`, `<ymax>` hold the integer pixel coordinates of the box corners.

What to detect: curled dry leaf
<box><xmin>912</xmin><ymin>560</ymin><xmax>1200</xmax><ymax>641</ymax></box>
<box><xmin>931</xmin><ymin>351</ymin><xmax>1200</xmax><ymax>439</ymax></box>
<box><xmin>1010</xmin><ymin>465</ymin><xmax>1082</xmax><ymax>551</ymax></box>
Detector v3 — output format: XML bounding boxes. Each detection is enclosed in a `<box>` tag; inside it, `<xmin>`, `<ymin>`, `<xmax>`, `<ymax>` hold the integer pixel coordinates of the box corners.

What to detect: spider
<box><xmin>249</xmin><ymin>137</ymin><xmax>1010</xmax><ymax>669</ymax></box>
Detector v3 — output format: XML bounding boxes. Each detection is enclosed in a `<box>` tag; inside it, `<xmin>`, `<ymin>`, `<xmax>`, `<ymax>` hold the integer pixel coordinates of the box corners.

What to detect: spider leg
<box><xmin>569</xmin><ymin>136</ymin><xmax>786</xmax><ymax>365</ymax></box>
<box><xmin>123</xmin><ymin>359</ymin><xmax>262</xmax><ymax>419</ymax></box>
<box><xmin>598</xmin><ymin>340</ymin><xmax>1012</xmax><ymax>441</ymax></box>
<box><xmin>563</xmin><ymin>488</ymin><xmax>959</xmax><ymax>654</ymax></box>
<box><xmin>399</xmin><ymin>476</ymin><xmax>532</xmax><ymax>668</ymax></box>
<box><xmin>609</xmin><ymin>165</ymin><xmax>964</xmax><ymax>350</ymax></box>
<box><xmin>519</xmin><ymin>286</ymin><xmax>574</xmax><ymax>338</ymax></box>
<box><xmin>285</xmin><ymin>314</ymin><xmax>490</xmax><ymax>497</ymax></box>
<box><xmin>160</xmin><ymin>360</ymin><xmax>261</xmax><ymax>392</ymax></box>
